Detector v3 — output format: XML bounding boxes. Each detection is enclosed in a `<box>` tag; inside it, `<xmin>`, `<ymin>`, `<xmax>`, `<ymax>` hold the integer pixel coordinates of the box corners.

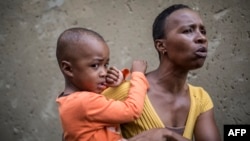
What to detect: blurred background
<box><xmin>0</xmin><ymin>0</ymin><xmax>250</xmax><ymax>140</ymax></box>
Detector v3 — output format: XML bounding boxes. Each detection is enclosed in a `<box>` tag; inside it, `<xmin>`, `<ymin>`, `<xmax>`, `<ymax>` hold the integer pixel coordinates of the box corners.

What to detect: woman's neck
<box><xmin>147</xmin><ymin>64</ymin><xmax>189</xmax><ymax>94</ymax></box>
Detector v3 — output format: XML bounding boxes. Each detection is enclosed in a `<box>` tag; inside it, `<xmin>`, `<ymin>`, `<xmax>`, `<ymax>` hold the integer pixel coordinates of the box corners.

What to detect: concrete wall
<box><xmin>0</xmin><ymin>0</ymin><xmax>249</xmax><ymax>140</ymax></box>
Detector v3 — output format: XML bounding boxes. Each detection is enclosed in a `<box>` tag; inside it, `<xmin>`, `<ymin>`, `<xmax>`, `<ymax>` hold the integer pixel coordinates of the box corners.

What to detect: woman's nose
<box><xmin>195</xmin><ymin>31</ymin><xmax>207</xmax><ymax>44</ymax></box>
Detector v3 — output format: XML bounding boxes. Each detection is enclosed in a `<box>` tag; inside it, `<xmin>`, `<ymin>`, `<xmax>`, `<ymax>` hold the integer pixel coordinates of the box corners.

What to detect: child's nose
<box><xmin>99</xmin><ymin>67</ymin><xmax>107</xmax><ymax>77</ymax></box>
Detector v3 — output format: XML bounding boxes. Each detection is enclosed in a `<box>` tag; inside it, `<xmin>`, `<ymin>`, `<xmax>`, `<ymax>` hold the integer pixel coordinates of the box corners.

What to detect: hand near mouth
<box><xmin>106</xmin><ymin>66</ymin><xmax>124</xmax><ymax>87</ymax></box>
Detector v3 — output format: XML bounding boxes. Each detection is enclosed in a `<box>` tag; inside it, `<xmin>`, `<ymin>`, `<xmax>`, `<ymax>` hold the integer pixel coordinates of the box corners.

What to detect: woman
<box><xmin>104</xmin><ymin>4</ymin><xmax>221</xmax><ymax>141</ymax></box>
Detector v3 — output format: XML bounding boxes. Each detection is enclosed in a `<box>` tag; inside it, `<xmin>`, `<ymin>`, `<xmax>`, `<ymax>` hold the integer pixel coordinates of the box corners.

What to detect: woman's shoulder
<box><xmin>187</xmin><ymin>83</ymin><xmax>211</xmax><ymax>100</ymax></box>
<box><xmin>188</xmin><ymin>84</ymin><xmax>208</xmax><ymax>93</ymax></box>
<box><xmin>188</xmin><ymin>83</ymin><xmax>214</xmax><ymax>111</ymax></box>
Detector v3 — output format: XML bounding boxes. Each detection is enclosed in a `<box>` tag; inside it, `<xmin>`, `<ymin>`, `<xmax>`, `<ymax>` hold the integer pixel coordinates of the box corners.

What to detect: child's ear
<box><xmin>61</xmin><ymin>60</ymin><xmax>73</xmax><ymax>77</ymax></box>
<box><xmin>155</xmin><ymin>39</ymin><xmax>167</xmax><ymax>55</ymax></box>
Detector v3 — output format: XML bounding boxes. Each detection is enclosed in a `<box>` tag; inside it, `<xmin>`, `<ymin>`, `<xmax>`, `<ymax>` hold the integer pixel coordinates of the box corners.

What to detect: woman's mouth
<box><xmin>195</xmin><ymin>47</ymin><xmax>207</xmax><ymax>58</ymax></box>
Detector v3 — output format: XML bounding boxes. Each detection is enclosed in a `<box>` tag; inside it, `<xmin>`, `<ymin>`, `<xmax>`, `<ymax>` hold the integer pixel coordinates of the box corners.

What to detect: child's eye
<box><xmin>91</xmin><ymin>64</ymin><xmax>99</xmax><ymax>68</ymax></box>
<box><xmin>104</xmin><ymin>63</ymin><xmax>109</xmax><ymax>68</ymax></box>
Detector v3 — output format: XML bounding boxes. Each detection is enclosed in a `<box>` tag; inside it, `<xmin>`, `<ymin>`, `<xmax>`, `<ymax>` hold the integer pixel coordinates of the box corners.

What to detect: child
<box><xmin>55</xmin><ymin>27</ymin><xmax>149</xmax><ymax>141</ymax></box>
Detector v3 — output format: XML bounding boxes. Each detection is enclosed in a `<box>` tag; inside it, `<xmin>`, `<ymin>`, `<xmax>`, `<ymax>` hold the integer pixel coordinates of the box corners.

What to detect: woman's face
<box><xmin>163</xmin><ymin>8</ymin><xmax>208</xmax><ymax>70</ymax></box>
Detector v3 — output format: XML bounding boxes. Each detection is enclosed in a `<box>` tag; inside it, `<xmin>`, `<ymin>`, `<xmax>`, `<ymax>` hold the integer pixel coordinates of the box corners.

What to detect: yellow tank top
<box><xmin>102</xmin><ymin>81</ymin><xmax>213</xmax><ymax>140</ymax></box>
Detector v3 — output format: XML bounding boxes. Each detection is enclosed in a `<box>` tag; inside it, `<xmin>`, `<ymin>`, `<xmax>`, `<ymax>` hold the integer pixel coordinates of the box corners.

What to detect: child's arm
<box><xmin>85</xmin><ymin>60</ymin><xmax>148</xmax><ymax>124</ymax></box>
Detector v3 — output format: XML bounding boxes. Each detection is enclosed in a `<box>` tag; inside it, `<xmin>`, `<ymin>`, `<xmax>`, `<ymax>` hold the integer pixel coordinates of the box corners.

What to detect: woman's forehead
<box><xmin>166</xmin><ymin>9</ymin><xmax>203</xmax><ymax>28</ymax></box>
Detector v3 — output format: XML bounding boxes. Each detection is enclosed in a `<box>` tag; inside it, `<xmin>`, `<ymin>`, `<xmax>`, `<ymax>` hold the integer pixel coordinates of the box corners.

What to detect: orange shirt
<box><xmin>56</xmin><ymin>72</ymin><xmax>149</xmax><ymax>141</ymax></box>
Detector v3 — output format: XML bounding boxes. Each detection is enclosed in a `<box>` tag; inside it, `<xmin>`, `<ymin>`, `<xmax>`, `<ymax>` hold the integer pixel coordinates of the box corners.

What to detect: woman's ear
<box><xmin>155</xmin><ymin>39</ymin><xmax>167</xmax><ymax>55</ymax></box>
<box><xmin>61</xmin><ymin>60</ymin><xmax>73</xmax><ymax>77</ymax></box>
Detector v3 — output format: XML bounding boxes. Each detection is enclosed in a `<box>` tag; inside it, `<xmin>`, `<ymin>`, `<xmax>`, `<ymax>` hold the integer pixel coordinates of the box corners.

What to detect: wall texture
<box><xmin>0</xmin><ymin>0</ymin><xmax>249</xmax><ymax>140</ymax></box>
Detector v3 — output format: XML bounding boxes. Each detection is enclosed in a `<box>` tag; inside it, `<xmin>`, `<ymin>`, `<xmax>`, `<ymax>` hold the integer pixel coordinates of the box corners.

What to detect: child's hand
<box><xmin>106</xmin><ymin>66</ymin><xmax>124</xmax><ymax>87</ymax></box>
<box><xmin>131</xmin><ymin>60</ymin><xmax>147</xmax><ymax>73</ymax></box>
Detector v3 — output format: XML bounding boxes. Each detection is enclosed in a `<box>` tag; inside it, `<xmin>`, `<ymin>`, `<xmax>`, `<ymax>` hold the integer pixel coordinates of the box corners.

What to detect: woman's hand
<box><xmin>127</xmin><ymin>128</ymin><xmax>190</xmax><ymax>141</ymax></box>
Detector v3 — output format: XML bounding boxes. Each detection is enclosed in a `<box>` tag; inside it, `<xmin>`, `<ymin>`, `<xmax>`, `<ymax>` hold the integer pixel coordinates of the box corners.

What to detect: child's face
<box><xmin>71</xmin><ymin>38</ymin><xmax>110</xmax><ymax>94</ymax></box>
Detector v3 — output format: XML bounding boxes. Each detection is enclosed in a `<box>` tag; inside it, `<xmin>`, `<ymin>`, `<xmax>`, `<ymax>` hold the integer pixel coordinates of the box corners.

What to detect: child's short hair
<box><xmin>56</xmin><ymin>27</ymin><xmax>105</xmax><ymax>65</ymax></box>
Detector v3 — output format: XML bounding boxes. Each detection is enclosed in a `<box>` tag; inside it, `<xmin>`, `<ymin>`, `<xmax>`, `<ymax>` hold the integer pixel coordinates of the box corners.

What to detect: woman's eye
<box><xmin>183</xmin><ymin>28</ymin><xmax>193</xmax><ymax>33</ymax></box>
<box><xmin>200</xmin><ymin>29</ymin><xmax>207</xmax><ymax>35</ymax></box>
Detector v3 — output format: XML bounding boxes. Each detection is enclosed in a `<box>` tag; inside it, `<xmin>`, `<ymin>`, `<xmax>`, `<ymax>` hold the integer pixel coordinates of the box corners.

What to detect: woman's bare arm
<box><xmin>194</xmin><ymin>108</ymin><xmax>221</xmax><ymax>141</ymax></box>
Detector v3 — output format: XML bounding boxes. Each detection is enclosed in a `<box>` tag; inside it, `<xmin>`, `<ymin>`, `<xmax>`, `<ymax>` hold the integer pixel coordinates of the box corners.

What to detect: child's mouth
<box><xmin>98</xmin><ymin>82</ymin><xmax>107</xmax><ymax>90</ymax></box>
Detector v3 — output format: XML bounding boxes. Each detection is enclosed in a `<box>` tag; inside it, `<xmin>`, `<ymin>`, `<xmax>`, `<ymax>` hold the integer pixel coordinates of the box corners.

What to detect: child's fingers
<box><xmin>106</xmin><ymin>73</ymin><xmax>118</xmax><ymax>81</ymax></box>
<box><xmin>106</xmin><ymin>77</ymin><xmax>115</xmax><ymax>84</ymax></box>
<box><xmin>109</xmin><ymin>66</ymin><xmax>120</xmax><ymax>73</ymax></box>
<box><xmin>107</xmin><ymin>67</ymin><xmax>119</xmax><ymax>77</ymax></box>
<box><xmin>106</xmin><ymin>67</ymin><xmax>120</xmax><ymax>84</ymax></box>
<box><xmin>106</xmin><ymin>66</ymin><xmax>124</xmax><ymax>87</ymax></box>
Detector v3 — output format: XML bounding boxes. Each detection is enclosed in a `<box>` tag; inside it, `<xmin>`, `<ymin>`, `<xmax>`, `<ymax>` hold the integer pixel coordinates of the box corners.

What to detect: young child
<box><xmin>55</xmin><ymin>27</ymin><xmax>149</xmax><ymax>141</ymax></box>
